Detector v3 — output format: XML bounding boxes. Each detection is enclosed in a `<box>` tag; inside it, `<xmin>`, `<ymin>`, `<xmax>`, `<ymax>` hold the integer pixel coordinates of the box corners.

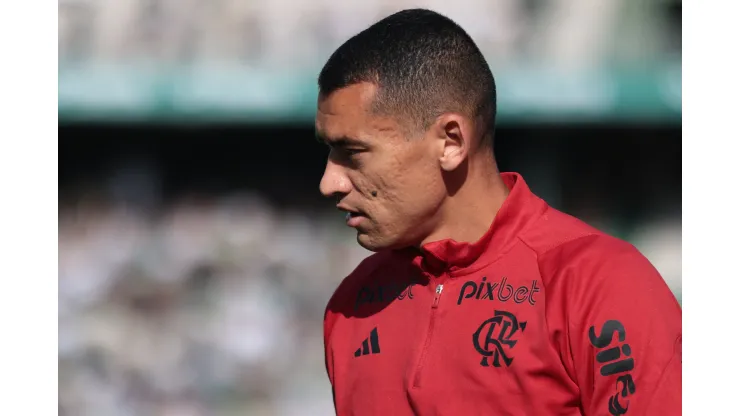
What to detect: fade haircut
<box><xmin>318</xmin><ymin>9</ymin><xmax>496</xmax><ymax>143</ymax></box>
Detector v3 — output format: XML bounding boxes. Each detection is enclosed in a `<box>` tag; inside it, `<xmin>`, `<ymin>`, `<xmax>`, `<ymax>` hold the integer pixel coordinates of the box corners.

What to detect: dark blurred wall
<box><xmin>59</xmin><ymin>123</ymin><xmax>680</xmax><ymax>227</ymax></box>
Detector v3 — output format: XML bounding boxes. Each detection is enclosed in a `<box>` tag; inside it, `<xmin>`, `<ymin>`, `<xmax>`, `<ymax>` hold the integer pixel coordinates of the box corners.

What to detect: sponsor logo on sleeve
<box><xmin>588</xmin><ymin>320</ymin><xmax>636</xmax><ymax>416</ymax></box>
<box><xmin>457</xmin><ymin>276</ymin><xmax>540</xmax><ymax>306</ymax></box>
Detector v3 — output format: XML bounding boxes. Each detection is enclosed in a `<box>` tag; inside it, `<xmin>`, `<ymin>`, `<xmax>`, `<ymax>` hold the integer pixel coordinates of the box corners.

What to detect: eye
<box><xmin>345</xmin><ymin>148</ymin><xmax>363</xmax><ymax>156</ymax></box>
<box><xmin>328</xmin><ymin>148</ymin><xmax>365</xmax><ymax>168</ymax></box>
<box><xmin>330</xmin><ymin>146</ymin><xmax>364</xmax><ymax>158</ymax></box>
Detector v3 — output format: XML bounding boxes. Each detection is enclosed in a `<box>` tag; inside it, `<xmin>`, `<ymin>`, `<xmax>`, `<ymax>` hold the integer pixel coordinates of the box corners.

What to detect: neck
<box><xmin>420</xmin><ymin>157</ymin><xmax>509</xmax><ymax>247</ymax></box>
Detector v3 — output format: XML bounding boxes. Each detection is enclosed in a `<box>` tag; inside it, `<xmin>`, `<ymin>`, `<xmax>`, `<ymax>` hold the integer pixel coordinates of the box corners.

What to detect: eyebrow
<box><xmin>315</xmin><ymin>132</ymin><xmax>368</xmax><ymax>147</ymax></box>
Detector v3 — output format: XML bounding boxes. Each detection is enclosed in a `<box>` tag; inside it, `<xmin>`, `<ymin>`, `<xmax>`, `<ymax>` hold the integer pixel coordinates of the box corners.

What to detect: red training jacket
<box><xmin>323</xmin><ymin>172</ymin><xmax>681</xmax><ymax>416</ymax></box>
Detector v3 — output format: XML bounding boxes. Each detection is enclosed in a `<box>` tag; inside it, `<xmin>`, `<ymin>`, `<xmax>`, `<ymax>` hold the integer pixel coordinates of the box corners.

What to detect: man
<box><xmin>317</xmin><ymin>9</ymin><xmax>681</xmax><ymax>416</ymax></box>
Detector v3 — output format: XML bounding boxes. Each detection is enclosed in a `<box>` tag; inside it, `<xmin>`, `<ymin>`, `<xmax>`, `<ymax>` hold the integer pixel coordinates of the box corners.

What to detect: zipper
<box><xmin>432</xmin><ymin>284</ymin><xmax>443</xmax><ymax>308</ymax></box>
<box><xmin>412</xmin><ymin>283</ymin><xmax>444</xmax><ymax>388</ymax></box>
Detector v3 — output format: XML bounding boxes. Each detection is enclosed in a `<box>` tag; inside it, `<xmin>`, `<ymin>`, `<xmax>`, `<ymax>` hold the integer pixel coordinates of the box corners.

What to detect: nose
<box><xmin>319</xmin><ymin>159</ymin><xmax>352</xmax><ymax>199</ymax></box>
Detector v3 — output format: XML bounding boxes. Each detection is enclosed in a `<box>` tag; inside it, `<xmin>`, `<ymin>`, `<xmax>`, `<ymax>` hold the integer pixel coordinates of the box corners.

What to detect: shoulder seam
<box><xmin>518</xmin><ymin>232</ymin><xmax>598</xmax><ymax>385</ymax></box>
<box><xmin>520</xmin><ymin>238</ymin><xmax>579</xmax><ymax>385</ymax></box>
<box><xmin>518</xmin><ymin>231</ymin><xmax>600</xmax><ymax>258</ymax></box>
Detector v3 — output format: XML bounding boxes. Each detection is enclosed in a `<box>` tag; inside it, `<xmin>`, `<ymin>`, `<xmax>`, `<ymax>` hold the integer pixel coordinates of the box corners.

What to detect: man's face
<box><xmin>316</xmin><ymin>82</ymin><xmax>447</xmax><ymax>251</ymax></box>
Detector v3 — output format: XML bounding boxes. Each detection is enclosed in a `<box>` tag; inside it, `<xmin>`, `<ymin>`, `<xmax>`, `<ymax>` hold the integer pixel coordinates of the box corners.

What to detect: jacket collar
<box><xmin>400</xmin><ymin>172</ymin><xmax>547</xmax><ymax>277</ymax></box>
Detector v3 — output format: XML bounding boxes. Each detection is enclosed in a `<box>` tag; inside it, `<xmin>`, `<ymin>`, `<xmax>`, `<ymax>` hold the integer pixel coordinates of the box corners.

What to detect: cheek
<box><xmin>359</xmin><ymin>144</ymin><xmax>441</xmax><ymax>207</ymax></box>
<box><xmin>370</xmin><ymin>166</ymin><xmax>407</xmax><ymax>202</ymax></box>
<box><xmin>348</xmin><ymin>172</ymin><xmax>380</xmax><ymax>198</ymax></box>
<box><xmin>377</xmin><ymin>155</ymin><xmax>440</xmax><ymax>205</ymax></box>
<box><xmin>347</xmin><ymin>157</ymin><xmax>401</xmax><ymax>198</ymax></box>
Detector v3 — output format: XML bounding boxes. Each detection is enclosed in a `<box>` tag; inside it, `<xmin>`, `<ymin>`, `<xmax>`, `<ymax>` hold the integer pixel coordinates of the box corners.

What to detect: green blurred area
<box><xmin>58</xmin><ymin>0</ymin><xmax>681</xmax><ymax>125</ymax></box>
<box><xmin>58</xmin><ymin>62</ymin><xmax>680</xmax><ymax>124</ymax></box>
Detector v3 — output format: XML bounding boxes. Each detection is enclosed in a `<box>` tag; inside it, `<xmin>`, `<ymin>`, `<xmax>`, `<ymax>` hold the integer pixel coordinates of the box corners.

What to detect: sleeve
<box><xmin>558</xmin><ymin>236</ymin><xmax>682</xmax><ymax>416</ymax></box>
<box><xmin>323</xmin><ymin>269</ymin><xmax>355</xmax><ymax>391</ymax></box>
<box><xmin>324</xmin><ymin>293</ymin><xmax>338</xmax><ymax>387</ymax></box>
<box><xmin>324</xmin><ymin>270</ymin><xmax>361</xmax><ymax>414</ymax></box>
<box><xmin>323</xmin><ymin>290</ymin><xmax>340</xmax><ymax>412</ymax></box>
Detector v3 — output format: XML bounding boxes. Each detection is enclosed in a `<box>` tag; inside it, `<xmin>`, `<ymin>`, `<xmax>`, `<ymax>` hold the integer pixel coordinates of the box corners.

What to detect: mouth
<box><xmin>338</xmin><ymin>206</ymin><xmax>366</xmax><ymax>227</ymax></box>
<box><xmin>345</xmin><ymin>212</ymin><xmax>366</xmax><ymax>227</ymax></box>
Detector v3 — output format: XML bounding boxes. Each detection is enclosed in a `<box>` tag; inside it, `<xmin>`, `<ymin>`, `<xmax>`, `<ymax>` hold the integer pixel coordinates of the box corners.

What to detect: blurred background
<box><xmin>58</xmin><ymin>0</ymin><xmax>681</xmax><ymax>415</ymax></box>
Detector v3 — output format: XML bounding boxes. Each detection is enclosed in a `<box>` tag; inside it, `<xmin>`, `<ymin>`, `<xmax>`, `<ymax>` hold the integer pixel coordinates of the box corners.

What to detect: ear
<box><xmin>432</xmin><ymin>114</ymin><xmax>470</xmax><ymax>172</ymax></box>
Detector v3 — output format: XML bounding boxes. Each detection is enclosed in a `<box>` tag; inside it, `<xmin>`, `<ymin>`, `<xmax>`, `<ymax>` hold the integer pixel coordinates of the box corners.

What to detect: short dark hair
<box><xmin>318</xmin><ymin>9</ymin><xmax>496</xmax><ymax>142</ymax></box>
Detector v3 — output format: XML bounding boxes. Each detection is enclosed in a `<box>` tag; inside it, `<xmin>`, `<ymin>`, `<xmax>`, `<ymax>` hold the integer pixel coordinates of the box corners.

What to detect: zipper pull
<box><xmin>432</xmin><ymin>284</ymin><xmax>444</xmax><ymax>308</ymax></box>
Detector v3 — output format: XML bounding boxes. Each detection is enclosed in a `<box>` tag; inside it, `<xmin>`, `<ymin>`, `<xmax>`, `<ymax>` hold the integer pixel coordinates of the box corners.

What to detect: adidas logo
<box><xmin>354</xmin><ymin>327</ymin><xmax>381</xmax><ymax>357</ymax></box>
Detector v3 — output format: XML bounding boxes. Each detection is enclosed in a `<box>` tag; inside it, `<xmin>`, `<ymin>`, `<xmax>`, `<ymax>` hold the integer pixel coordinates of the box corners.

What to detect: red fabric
<box><xmin>324</xmin><ymin>172</ymin><xmax>682</xmax><ymax>416</ymax></box>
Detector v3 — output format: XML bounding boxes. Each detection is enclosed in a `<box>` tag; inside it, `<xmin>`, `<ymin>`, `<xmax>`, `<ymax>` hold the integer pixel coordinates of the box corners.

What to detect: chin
<box><xmin>356</xmin><ymin>232</ymin><xmax>406</xmax><ymax>252</ymax></box>
<box><xmin>356</xmin><ymin>233</ymin><xmax>383</xmax><ymax>252</ymax></box>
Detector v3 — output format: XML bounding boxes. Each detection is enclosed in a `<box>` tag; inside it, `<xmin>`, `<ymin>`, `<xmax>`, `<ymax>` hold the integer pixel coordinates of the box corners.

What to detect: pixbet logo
<box><xmin>354</xmin><ymin>282</ymin><xmax>416</xmax><ymax>310</ymax></box>
<box><xmin>457</xmin><ymin>276</ymin><xmax>540</xmax><ymax>306</ymax></box>
<box><xmin>588</xmin><ymin>320</ymin><xmax>637</xmax><ymax>416</ymax></box>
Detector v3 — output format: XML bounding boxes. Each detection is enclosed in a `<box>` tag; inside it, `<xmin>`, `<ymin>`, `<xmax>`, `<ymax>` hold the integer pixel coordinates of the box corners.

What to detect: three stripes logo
<box><xmin>354</xmin><ymin>327</ymin><xmax>381</xmax><ymax>357</ymax></box>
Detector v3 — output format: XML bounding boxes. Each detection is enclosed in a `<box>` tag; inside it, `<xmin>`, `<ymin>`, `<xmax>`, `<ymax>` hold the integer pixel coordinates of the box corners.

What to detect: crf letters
<box><xmin>472</xmin><ymin>310</ymin><xmax>527</xmax><ymax>368</ymax></box>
